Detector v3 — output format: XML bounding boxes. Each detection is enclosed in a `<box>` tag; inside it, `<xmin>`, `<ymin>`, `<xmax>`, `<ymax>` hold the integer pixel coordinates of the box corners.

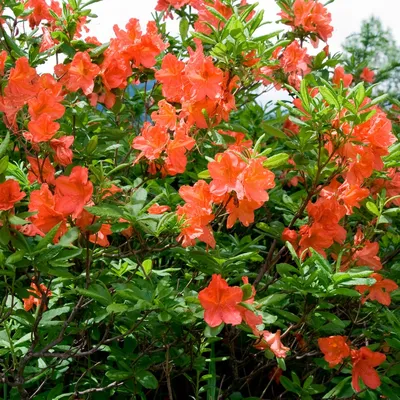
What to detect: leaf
<box><xmin>128</xmin><ymin>187</ymin><xmax>148</xmax><ymax>216</ymax></box>
<box><xmin>261</xmin><ymin>123</ymin><xmax>286</xmax><ymax>139</ymax></box>
<box><xmin>0</xmin><ymin>156</ymin><xmax>9</xmax><ymax>174</ymax></box>
<box><xmin>106</xmin><ymin>370</ymin><xmax>132</xmax><ymax>381</ymax></box>
<box><xmin>318</xmin><ymin>86</ymin><xmax>340</xmax><ymax>108</ymax></box>
<box><xmin>329</xmin><ymin>288</ymin><xmax>360</xmax><ymax>297</ymax></box>
<box><xmin>106</xmin><ymin>303</ymin><xmax>129</xmax><ymax>314</ymax></box>
<box><xmin>263</xmin><ymin>153</ymin><xmax>289</xmax><ymax>169</ymax></box>
<box><xmin>258</xmin><ymin>294</ymin><xmax>288</xmax><ymax>306</ymax></box>
<box><xmin>366</xmin><ymin>201</ymin><xmax>380</xmax><ymax>216</ymax></box>
<box><xmin>135</xmin><ymin>370</ymin><xmax>158</xmax><ymax>389</ymax></box>
<box><xmin>85</xmin><ymin>204</ymin><xmax>124</xmax><ymax>219</ymax></box>
<box><xmin>33</xmin><ymin>222</ymin><xmax>62</xmax><ymax>252</ymax></box>
<box><xmin>58</xmin><ymin>227</ymin><xmax>80</xmax><ymax>247</ymax></box>
<box><xmin>77</xmin><ymin>284</ymin><xmax>112</xmax><ymax>306</ymax></box>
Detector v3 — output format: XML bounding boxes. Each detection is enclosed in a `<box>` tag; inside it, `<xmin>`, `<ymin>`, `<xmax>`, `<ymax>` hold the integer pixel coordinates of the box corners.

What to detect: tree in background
<box><xmin>342</xmin><ymin>17</ymin><xmax>400</xmax><ymax>95</ymax></box>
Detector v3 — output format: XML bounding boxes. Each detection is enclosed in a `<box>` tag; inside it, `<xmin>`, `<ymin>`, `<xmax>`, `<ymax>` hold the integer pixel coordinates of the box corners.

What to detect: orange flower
<box><xmin>280</xmin><ymin>40</ymin><xmax>308</xmax><ymax>74</ymax></box>
<box><xmin>208</xmin><ymin>151</ymin><xmax>246</xmax><ymax>198</ymax></box>
<box><xmin>64</xmin><ymin>52</ymin><xmax>100</xmax><ymax>95</ymax></box>
<box><xmin>242</xmin><ymin>158</ymin><xmax>275</xmax><ymax>203</ymax></box>
<box><xmin>26</xmin><ymin>113</ymin><xmax>60</xmax><ymax>143</ymax></box>
<box><xmin>155</xmin><ymin>54</ymin><xmax>186</xmax><ymax>103</ymax></box>
<box><xmin>318</xmin><ymin>336</ymin><xmax>350</xmax><ymax>367</ymax></box>
<box><xmin>351</xmin><ymin>347</ymin><xmax>386</xmax><ymax>392</ymax></box>
<box><xmin>360</xmin><ymin>67</ymin><xmax>375</xmax><ymax>83</ymax></box>
<box><xmin>333</xmin><ymin>66</ymin><xmax>353</xmax><ymax>88</ymax></box>
<box><xmin>27</xmin><ymin>156</ymin><xmax>56</xmax><ymax>185</ymax></box>
<box><xmin>198</xmin><ymin>274</ymin><xmax>243</xmax><ymax>327</ymax></box>
<box><xmin>54</xmin><ymin>166</ymin><xmax>93</xmax><ymax>218</ymax></box>
<box><xmin>29</xmin><ymin>184</ymin><xmax>67</xmax><ymax>240</ymax></box>
<box><xmin>23</xmin><ymin>281</ymin><xmax>52</xmax><ymax>311</ymax></box>
<box><xmin>148</xmin><ymin>204</ymin><xmax>171</xmax><ymax>214</ymax></box>
<box><xmin>186</xmin><ymin>42</ymin><xmax>224</xmax><ymax>101</ymax></box>
<box><xmin>226</xmin><ymin>198</ymin><xmax>262</xmax><ymax>229</ymax></box>
<box><xmin>76</xmin><ymin>209</ymin><xmax>112</xmax><ymax>247</ymax></box>
<box><xmin>132</xmin><ymin>122</ymin><xmax>169</xmax><ymax>162</ymax></box>
<box><xmin>353</xmin><ymin>241</ymin><xmax>383</xmax><ymax>271</ymax></box>
<box><xmin>0</xmin><ymin>179</ymin><xmax>26</xmax><ymax>211</ymax></box>
<box><xmin>151</xmin><ymin>100</ymin><xmax>177</xmax><ymax>131</ymax></box>
<box><xmin>356</xmin><ymin>273</ymin><xmax>398</xmax><ymax>306</ymax></box>
<box><xmin>254</xmin><ymin>330</ymin><xmax>290</xmax><ymax>358</ymax></box>
<box><xmin>28</xmin><ymin>90</ymin><xmax>65</xmax><ymax>121</ymax></box>
<box><xmin>6</xmin><ymin>57</ymin><xmax>38</xmax><ymax>99</ymax></box>
<box><xmin>0</xmin><ymin>50</ymin><xmax>7</xmax><ymax>76</ymax></box>
<box><xmin>50</xmin><ymin>136</ymin><xmax>74</xmax><ymax>166</ymax></box>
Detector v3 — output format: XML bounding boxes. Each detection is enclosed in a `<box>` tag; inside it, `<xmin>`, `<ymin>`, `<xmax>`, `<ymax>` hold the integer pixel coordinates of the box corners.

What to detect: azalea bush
<box><xmin>1</xmin><ymin>0</ymin><xmax>400</xmax><ymax>398</ymax></box>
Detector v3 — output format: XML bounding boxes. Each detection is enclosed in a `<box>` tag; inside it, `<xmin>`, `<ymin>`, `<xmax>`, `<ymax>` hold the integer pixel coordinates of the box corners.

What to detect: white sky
<box><xmin>88</xmin><ymin>0</ymin><xmax>400</xmax><ymax>52</ymax></box>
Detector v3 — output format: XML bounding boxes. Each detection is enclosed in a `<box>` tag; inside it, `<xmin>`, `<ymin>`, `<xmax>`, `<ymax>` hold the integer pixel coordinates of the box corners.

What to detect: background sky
<box><xmin>88</xmin><ymin>0</ymin><xmax>400</xmax><ymax>52</ymax></box>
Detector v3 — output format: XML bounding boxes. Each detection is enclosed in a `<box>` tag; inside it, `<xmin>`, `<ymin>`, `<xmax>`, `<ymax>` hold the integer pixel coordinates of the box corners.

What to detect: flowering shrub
<box><xmin>0</xmin><ymin>0</ymin><xmax>400</xmax><ymax>398</ymax></box>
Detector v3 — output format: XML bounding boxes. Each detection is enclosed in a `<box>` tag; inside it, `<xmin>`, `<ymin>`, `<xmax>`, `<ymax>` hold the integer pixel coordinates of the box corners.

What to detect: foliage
<box><xmin>0</xmin><ymin>0</ymin><xmax>399</xmax><ymax>399</ymax></box>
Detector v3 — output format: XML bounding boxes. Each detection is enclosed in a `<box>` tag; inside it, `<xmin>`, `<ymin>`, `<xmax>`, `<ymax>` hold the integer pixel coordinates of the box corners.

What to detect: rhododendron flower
<box><xmin>351</xmin><ymin>347</ymin><xmax>386</xmax><ymax>392</ymax></box>
<box><xmin>28</xmin><ymin>90</ymin><xmax>65</xmax><ymax>121</ymax></box>
<box><xmin>333</xmin><ymin>66</ymin><xmax>353</xmax><ymax>88</ymax></box>
<box><xmin>254</xmin><ymin>330</ymin><xmax>290</xmax><ymax>358</ymax></box>
<box><xmin>29</xmin><ymin>184</ymin><xmax>67</xmax><ymax>240</ymax></box>
<box><xmin>151</xmin><ymin>100</ymin><xmax>177</xmax><ymax>130</ymax></box>
<box><xmin>62</xmin><ymin>52</ymin><xmax>100</xmax><ymax>95</ymax></box>
<box><xmin>0</xmin><ymin>50</ymin><xmax>7</xmax><ymax>76</ymax></box>
<box><xmin>6</xmin><ymin>57</ymin><xmax>38</xmax><ymax>98</ymax></box>
<box><xmin>242</xmin><ymin>158</ymin><xmax>275</xmax><ymax>203</ymax></box>
<box><xmin>280</xmin><ymin>40</ymin><xmax>308</xmax><ymax>74</ymax></box>
<box><xmin>186</xmin><ymin>42</ymin><xmax>224</xmax><ymax>101</ymax></box>
<box><xmin>360</xmin><ymin>67</ymin><xmax>375</xmax><ymax>83</ymax></box>
<box><xmin>226</xmin><ymin>198</ymin><xmax>263</xmax><ymax>229</ymax></box>
<box><xmin>148</xmin><ymin>204</ymin><xmax>171</xmax><ymax>214</ymax></box>
<box><xmin>155</xmin><ymin>54</ymin><xmax>186</xmax><ymax>103</ymax></box>
<box><xmin>54</xmin><ymin>166</ymin><xmax>93</xmax><ymax>218</ymax></box>
<box><xmin>23</xmin><ymin>281</ymin><xmax>52</xmax><ymax>311</ymax></box>
<box><xmin>132</xmin><ymin>122</ymin><xmax>169</xmax><ymax>162</ymax></box>
<box><xmin>198</xmin><ymin>274</ymin><xmax>243</xmax><ymax>327</ymax></box>
<box><xmin>76</xmin><ymin>209</ymin><xmax>112</xmax><ymax>247</ymax></box>
<box><xmin>353</xmin><ymin>241</ymin><xmax>383</xmax><ymax>271</ymax></box>
<box><xmin>356</xmin><ymin>273</ymin><xmax>398</xmax><ymax>306</ymax></box>
<box><xmin>50</xmin><ymin>136</ymin><xmax>74</xmax><ymax>166</ymax></box>
<box><xmin>26</xmin><ymin>113</ymin><xmax>60</xmax><ymax>143</ymax></box>
<box><xmin>0</xmin><ymin>179</ymin><xmax>26</xmax><ymax>211</ymax></box>
<box><xmin>27</xmin><ymin>156</ymin><xmax>56</xmax><ymax>185</ymax></box>
<box><xmin>208</xmin><ymin>152</ymin><xmax>246</xmax><ymax>198</ymax></box>
<box><xmin>318</xmin><ymin>336</ymin><xmax>350</xmax><ymax>367</ymax></box>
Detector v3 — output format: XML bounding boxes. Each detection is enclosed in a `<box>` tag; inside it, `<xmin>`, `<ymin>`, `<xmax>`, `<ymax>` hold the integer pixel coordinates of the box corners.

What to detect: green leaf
<box><xmin>261</xmin><ymin>122</ymin><xmax>287</xmax><ymax>139</ymax></box>
<box><xmin>263</xmin><ymin>153</ymin><xmax>289</xmax><ymax>169</ymax></box>
<box><xmin>366</xmin><ymin>201</ymin><xmax>380</xmax><ymax>216</ymax></box>
<box><xmin>0</xmin><ymin>156</ymin><xmax>9</xmax><ymax>174</ymax></box>
<box><xmin>136</xmin><ymin>370</ymin><xmax>158</xmax><ymax>389</ymax></box>
<box><xmin>85</xmin><ymin>204</ymin><xmax>124</xmax><ymax>219</ymax></box>
<box><xmin>106</xmin><ymin>370</ymin><xmax>132</xmax><ymax>381</ymax></box>
<box><xmin>0</xmin><ymin>132</ymin><xmax>10</xmax><ymax>159</ymax></box>
<box><xmin>258</xmin><ymin>293</ymin><xmax>288</xmax><ymax>306</ymax></box>
<box><xmin>319</xmin><ymin>86</ymin><xmax>340</xmax><ymax>108</ymax></box>
<box><xmin>33</xmin><ymin>222</ymin><xmax>62</xmax><ymax>252</ymax></box>
<box><xmin>58</xmin><ymin>227</ymin><xmax>80</xmax><ymax>247</ymax></box>
<box><xmin>106</xmin><ymin>303</ymin><xmax>129</xmax><ymax>314</ymax></box>
<box><xmin>77</xmin><ymin>284</ymin><xmax>112</xmax><ymax>306</ymax></box>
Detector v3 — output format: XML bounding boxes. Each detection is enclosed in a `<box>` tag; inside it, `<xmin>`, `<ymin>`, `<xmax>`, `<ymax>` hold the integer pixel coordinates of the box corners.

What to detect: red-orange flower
<box><xmin>360</xmin><ymin>67</ymin><xmax>375</xmax><ymax>83</ymax></box>
<box><xmin>132</xmin><ymin>122</ymin><xmax>169</xmax><ymax>162</ymax></box>
<box><xmin>26</xmin><ymin>113</ymin><xmax>60</xmax><ymax>143</ymax></box>
<box><xmin>63</xmin><ymin>52</ymin><xmax>100</xmax><ymax>95</ymax></box>
<box><xmin>351</xmin><ymin>347</ymin><xmax>386</xmax><ymax>392</ymax></box>
<box><xmin>54</xmin><ymin>166</ymin><xmax>93</xmax><ymax>218</ymax></box>
<box><xmin>0</xmin><ymin>179</ymin><xmax>26</xmax><ymax>211</ymax></box>
<box><xmin>50</xmin><ymin>136</ymin><xmax>74</xmax><ymax>166</ymax></box>
<box><xmin>356</xmin><ymin>273</ymin><xmax>398</xmax><ymax>306</ymax></box>
<box><xmin>27</xmin><ymin>156</ymin><xmax>56</xmax><ymax>185</ymax></box>
<box><xmin>254</xmin><ymin>330</ymin><xmax>290</xmax><ymax>358</ymax></box>
<box><xmin>333</xmin><ymin>66</ymin><xmax>353</xmax><ymax>88</ymax></box>
<box><xmin>23</xmin><ymin>281</ymin><xmax>52</xmax><ymax>312</ymax></box>
<box><xmin>198</xmin><ymin>274</ymin><xmax>243</xmax><ymax>327</ymax></box>
<box><xmin>208</xmin><ymin>151</ymin><xmax>246</xmax><ymax>198</ymax></box>
<box><xmin>148</xmin><ymin>204</ymin><xmax>171</xmax><ymax>214</ymax></box>
<box><xmin>318</xmin><ymin>336</ymin><xmax>350</xmax><ymax>367</ymax></box>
